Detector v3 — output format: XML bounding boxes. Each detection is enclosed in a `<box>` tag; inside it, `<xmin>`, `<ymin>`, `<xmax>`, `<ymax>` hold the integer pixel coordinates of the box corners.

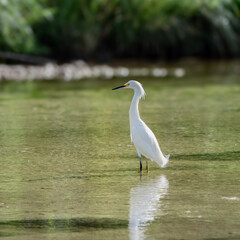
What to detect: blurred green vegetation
<box><xmin>0</xmin><ymin>0</ymin><xmax>240</xmax><ymax>60</ymax></box>
<box><xmin>0</xmin><ymin>0</ymin><xmax>52</xmax><ymax>54</ymax></box>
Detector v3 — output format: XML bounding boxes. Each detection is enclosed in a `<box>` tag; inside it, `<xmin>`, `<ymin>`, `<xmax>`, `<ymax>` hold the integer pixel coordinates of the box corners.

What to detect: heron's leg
<box><xmin>146</xmin><ymin>158</ymin><xmax>149</xmax><ymax>172</ymax></box>
<box><xmin>139</xmin><ymin>156</ymin><xmax>143</xmax><ymax>173</ymax></box>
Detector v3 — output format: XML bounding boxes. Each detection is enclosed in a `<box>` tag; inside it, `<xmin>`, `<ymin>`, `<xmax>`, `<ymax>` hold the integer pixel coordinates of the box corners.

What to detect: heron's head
<box><xmin>112</xmin><ymin>80</ymin><xmax>146</xmax><ymax>99</ymax></box>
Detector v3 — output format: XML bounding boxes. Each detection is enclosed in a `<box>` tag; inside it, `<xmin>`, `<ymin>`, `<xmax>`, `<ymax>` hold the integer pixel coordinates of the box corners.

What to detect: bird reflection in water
<box><xmin>129</xmin><ymin>175</ymin><xmax>169</xmax><ymax>240</ymax></box>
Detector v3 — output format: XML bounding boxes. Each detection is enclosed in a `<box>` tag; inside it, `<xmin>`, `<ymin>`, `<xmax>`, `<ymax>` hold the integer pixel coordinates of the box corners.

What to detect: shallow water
<box><xmin>0</xmin><ymin>74</ymin><xmax>240</xmax><ymax>239</ymax></box>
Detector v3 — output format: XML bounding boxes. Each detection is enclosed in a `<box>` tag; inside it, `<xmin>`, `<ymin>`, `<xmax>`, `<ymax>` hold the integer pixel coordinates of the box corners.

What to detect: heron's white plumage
<box><xmin>125</xmin><ymin>80</ymin><xmax>169</xmax><ymax>168</ymax></box>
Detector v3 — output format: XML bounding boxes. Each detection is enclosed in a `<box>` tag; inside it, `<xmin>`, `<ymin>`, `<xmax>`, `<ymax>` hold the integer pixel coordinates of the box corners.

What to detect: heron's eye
<box><xmin>125</xmin><ymin>83</ymin><xmax>130</xmax><ymax>87</ymax></box>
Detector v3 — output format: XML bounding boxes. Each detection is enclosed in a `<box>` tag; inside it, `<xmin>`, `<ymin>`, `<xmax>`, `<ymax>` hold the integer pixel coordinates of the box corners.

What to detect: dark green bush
<box><xmin>1</xmin><ymin>0</ymin><xmax>240</xmax><ymax>60</ymax></box>
<box><xmin>0</xmin><ymin>0</ymin><xmax>52</xmax><ymax>54</ymax></box>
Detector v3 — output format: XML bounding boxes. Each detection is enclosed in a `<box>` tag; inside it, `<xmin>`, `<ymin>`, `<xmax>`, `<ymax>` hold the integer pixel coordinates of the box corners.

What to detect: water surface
<box><xmin>0</xmin><ymin>74</ymin><xmax>240</xmax><ymax>239</ymax></box>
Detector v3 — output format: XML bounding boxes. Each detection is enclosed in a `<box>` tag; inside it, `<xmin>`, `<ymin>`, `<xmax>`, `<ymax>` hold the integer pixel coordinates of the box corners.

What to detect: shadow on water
<box><xmin>172</xmin><ymin>150</ymin><xmax>240</xmax><ymax>161</ymax></box>
<box><xmin>0</xmin><ymin>175</ymin><xmax>169</xmax><ymax>239</ymax></box>
<box><xmin>3</xmin><ymin>149</ymin><xmax>238</xmax><ymax>184</ymax></box>
<box><xmin>0</xmin><ymin>217</ymin><xmax>128</xmax><ymax>231</ymax></box>
<box><xmin>204</xmin><ymin>237</ymin><xmax>240</xmax><ymax>240</ymax></box>
<box><xmin>1</xmin><ymin>150</ymin><xmax>239</xmax><ymax>185</ymax></box>
<box><xmin>129</xmin><ymin>174</ymin><xmax>169</xmax><ymax>240</ymax></box>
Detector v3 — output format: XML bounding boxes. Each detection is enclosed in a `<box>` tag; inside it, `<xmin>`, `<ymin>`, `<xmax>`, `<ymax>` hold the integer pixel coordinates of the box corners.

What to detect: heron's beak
<box><xmin>112</xmin><ymin>85</ymin><xmax>125</xmax><ymax>90</ymax></box>
<box><xmin>112</xmin><ymin>84</ymin><xmax>129</xmax><ymax>90</ymax></box>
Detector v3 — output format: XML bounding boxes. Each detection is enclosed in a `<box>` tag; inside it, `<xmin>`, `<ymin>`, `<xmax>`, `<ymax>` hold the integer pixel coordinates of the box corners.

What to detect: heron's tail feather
<box><xmin>165</xmin><ymin>154</ymin><xmax>170</xmax><ymax>160</ymax></box>
<box><xmin>155</xmin><ymin>153</ymin><xmax>170</xmax><ymax>168</ymax></box>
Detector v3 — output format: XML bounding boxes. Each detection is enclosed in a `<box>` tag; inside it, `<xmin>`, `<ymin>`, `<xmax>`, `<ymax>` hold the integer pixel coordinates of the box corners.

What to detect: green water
<box><xmin>0</xmin><ymin>75</ymin><xmax>240</xmax><ymax>239</ymax></box>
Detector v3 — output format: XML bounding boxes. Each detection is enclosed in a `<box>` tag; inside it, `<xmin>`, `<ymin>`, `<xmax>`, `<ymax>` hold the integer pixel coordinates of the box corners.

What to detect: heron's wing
<box><xmin>132</xmin><ymin>121</ymin><xmax>160</xmax><ymax>159</ymax></box>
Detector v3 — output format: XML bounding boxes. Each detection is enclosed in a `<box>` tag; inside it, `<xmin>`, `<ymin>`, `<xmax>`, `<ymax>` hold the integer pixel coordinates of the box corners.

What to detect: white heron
<box><xmin>112</xmin><ymin>80</ymin><xmax>169</xmax><ymax>173</ymax></box>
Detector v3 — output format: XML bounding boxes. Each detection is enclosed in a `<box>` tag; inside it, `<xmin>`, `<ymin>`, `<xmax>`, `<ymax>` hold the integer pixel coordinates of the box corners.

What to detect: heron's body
<box><xmin>112</xmin><ymin>80</ymin><xmax>169</xmax><ymax>171</ymax></box>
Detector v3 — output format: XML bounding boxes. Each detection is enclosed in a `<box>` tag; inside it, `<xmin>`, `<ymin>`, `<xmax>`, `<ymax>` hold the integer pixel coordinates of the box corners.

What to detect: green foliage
<box><xmin>107</xmin><ymin>0</ymin><xmax>240</xmax><ymax>59</ymax></box>
<box><xmin>0</xmin><ymin>0</ymin><xmax>52</xmax><ymax>53</ymax></box>
<box><xmin>1</xmin><ymin>0</ymin><xmax>240</xmax><ymax>59</ymax></box>
<box><xmin>35</xmin><ymin>0</ymin><xmax>119</xmax><ymax>58</ymax></box>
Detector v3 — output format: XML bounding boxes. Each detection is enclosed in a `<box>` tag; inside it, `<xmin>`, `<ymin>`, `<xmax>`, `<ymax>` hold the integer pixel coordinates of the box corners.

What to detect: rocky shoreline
<box><xmin>0</xmin><ymin>61</ymin><xmax>185</xmax><ymax>81</ymax></box>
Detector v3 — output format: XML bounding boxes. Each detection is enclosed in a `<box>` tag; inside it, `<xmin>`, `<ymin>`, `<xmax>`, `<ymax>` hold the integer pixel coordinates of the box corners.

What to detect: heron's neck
<box><xmin>129</xmin><ymin>91</ymin><xmax>141</xmax><ymax>123</ymax></box>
